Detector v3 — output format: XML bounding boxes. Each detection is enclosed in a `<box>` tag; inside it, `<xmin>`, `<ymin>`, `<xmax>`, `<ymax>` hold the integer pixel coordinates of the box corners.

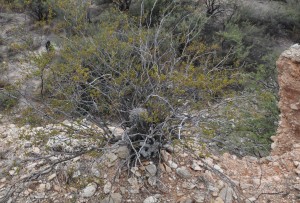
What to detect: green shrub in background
<box><xmin>0</xmin><ymin>37</ymin><xmax>4</xmax><ymax>46</ymax></box>
<box><xmin>236</xmin><ymin>0</ymin><xmax>300</xmax><ymax>41</ymax></box>
<box><xmin>0</xmin><ymin>81</ymin><xmax>19</xmax><ymax>111</ymax></box>
<box><xmin>200</xmin><ymin>90</ymin><xmax>278</xmax><ymax>157</ymax></box>
<box><xmin>0</xmin><ymin>0</ymin><xmax>54</xmax><ymax>20</ymax></box>
<box><xmin>0</xmin><ymin>0</ymin><xmax>24</xmax><ymax>11</ymax></box>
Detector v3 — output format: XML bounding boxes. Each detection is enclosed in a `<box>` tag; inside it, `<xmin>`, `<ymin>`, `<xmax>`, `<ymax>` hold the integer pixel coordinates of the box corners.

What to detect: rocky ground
<box><xmin>0</xmin><ymin>114</ymin><xmax>299</xmax><ymax>203</ymax></box>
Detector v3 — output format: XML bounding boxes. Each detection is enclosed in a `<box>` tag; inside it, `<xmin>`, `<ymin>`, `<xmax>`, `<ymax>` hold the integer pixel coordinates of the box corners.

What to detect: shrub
<box><xmin>7</xmin><ymin>42</ymin><xmax>26</xmax><ymax>57</ymax></box>
<box><xmin>15</xmin><ymin>107</ymin><xmax>44</xmax><ymax>126</ymax></box>
<box><xmin>26</xmin><ymin>0</ymin><xmax>283</xmax><ymax>158</ymax></box>
<box><xmin>24</xmin><ymin>0</ymin><xmax>54</xmax><ymax>21</ymax></box>
<box><xmin>0</xmin><ymin>37</ymin><xmax>4</xmax><ymax>46</ymax></box>
<box><xmin>236</xmin><ymin>0</ymin><xmax>300</xmax><ymax>40</ymax></box>
<box><xmin>29</xmin><ymin>2</ymin><xmax>247</xmax><ymax>160</ymax></box>
<box><xmin>0</xmin><ymin>0</ymin><xmax>24</xmax><ymax>11</ymax></box>
<box><xmin>0</xmin><ymin>81</ymin><xmax>19</xmax><ymax>111</ymax></box>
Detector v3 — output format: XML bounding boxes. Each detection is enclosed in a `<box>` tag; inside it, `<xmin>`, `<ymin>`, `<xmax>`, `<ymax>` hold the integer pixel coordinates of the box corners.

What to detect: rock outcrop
<box><xmin>272</xmin><ymin>44</ymin><xmax>300</xmax><ymax>155</ymax></box>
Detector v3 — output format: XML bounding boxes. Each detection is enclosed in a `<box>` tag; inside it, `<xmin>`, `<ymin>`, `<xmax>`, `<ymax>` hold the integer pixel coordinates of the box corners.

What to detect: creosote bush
<box><xmin>25</xmin><ymin>0</ymin><xmax>282</xmax><ymax>158</ymax></box>
<box><xmin>31</xmin><ymin>4</ymin><xmax>240</xmax><ymax>158</ymax></box>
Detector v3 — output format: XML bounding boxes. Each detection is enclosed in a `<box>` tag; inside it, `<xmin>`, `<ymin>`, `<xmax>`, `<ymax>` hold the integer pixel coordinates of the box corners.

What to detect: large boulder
<box><xmin>272</xmin><ymin>44</ymin><xmax>300</xmax><ymax>155</ymax></box>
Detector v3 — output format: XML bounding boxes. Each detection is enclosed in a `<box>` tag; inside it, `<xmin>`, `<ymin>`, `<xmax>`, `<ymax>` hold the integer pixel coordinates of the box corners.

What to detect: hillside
<box><xmin>0</xmin><ymin>0</ymin><xmax>300</xmax><ymax>202</ymax></box>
